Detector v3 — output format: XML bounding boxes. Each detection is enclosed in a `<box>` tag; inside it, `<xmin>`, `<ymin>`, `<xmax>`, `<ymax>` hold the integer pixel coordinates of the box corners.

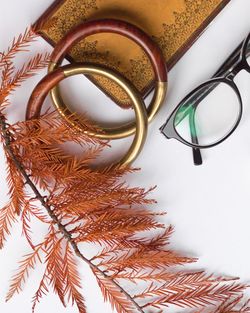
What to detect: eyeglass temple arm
<box><xmin>188</xmin><ymin>109</ymin><xmax>203</xmax><ymax>165</ymax></box>
<box><xmin>213</xmin><ymin>40</ymin><xmax>242</xmax><ymax>78</ymax></box>
<box><xmin>185</xmin><ymin>83</ymin><xmax>218</xmax><ymax>165</ymax></box>
<box><xmin>184</xmin><ymin>80</ymin><xmax>223</xmax><ymax>165</ymax></box>
<box><xmin>186</xmin><ymin>83</ymin><xmax>221</xmax><ymax>165</ymax></box>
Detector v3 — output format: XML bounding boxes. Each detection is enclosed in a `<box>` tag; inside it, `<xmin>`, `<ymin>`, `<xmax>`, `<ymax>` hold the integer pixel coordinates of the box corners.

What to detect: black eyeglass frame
<box><xmin>160</xmin><ymin>77</ymin><xmax>243</xmax><ymax>149</ymax></box>
<box><xmin>160</xmin><ymin>32</ymin><xmax>250</xmax><ymax>163</ymax></box>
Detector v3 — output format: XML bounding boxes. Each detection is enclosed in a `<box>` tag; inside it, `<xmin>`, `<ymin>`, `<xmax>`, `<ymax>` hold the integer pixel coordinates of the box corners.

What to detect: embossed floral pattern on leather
<box><xmin>36</xmin><ymin>0</ymin><xmax>230</xmax><ymax>107</ymax></box>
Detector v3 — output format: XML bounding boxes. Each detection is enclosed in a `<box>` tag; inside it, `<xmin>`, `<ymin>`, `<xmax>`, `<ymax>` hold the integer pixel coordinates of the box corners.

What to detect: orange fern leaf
<box><xmin>212</xmin><ymin>295</ymin><xmax>247</xmax><ymax>313</ymax></box>
<box><xmin>134</xmin><ymin>272</ymin><xmax>238</xmax><ymax>299</ymax></box>
<box><xmin>139</xmin><ymin>283</ymin><xmax>246</xmax><ymax>310</ymax></box>
<box><xmin>0</xmin><ymin>60</ymin><xmax>14</xmax><ymax>90</ymax></box>
<box><xmin>63</xmin><ymin>242</ymin><xmax>86</xmax><ymax>313</ymax></box>
<box><xmin>45</xmin><ymin>237</ymin><xmax>66</xmax><ymax>307</ymax></box>
<box><xmin>1</xmin><ymin>52</ymin><xmax>50</xmax><ymax>101</ymax></box>
<box><xmin>6</xmin><ymin>244</ymin><xmax>43</xmax><ymax>301</ymax></box>
<box><xmin>6</xmin><ymin>157</ymin><xmax>25</xmax><ymax>215</ymax></box>
<box><xmin>0</xmin><ymin>202</ymin><xmax>17</xmax><ymax>249</ymax></box>
<box><xmin>21</xmin><ymin>203</ymin><xmax>35</xmax><ymax>249</ymax></box>
<box><xmin>11</xmin><ymin>111</ymin><xmax>102</xmax><ymax>147</ymax></box>
<box><xmin>74</xmin><ymin>211</ymin><xmax>162</xmax><ymax>246</ymax></box>
<box><xmin>0</xmin><ymin>60</ymin><xmax>14</xmax><ymax>106</ymax></box>
<box><xmin>93</xmin><ymin>268</ymin><xmax>138</xmax><ymax>313</ymax></box>
<box><xmin>0</xmin><ymin>27</ymin><xmax>37</xmax><ymax>67</ymax></box>
<box><xmin>102</xmin><ymin>249</ymin><xmax>194</xmax><ymax>273</ymax></box>
<box><xmin>5</xmin><ymin>232</ymin><xmax>56</xmax><ymax>302</ymax></box>
<box><xmin>26</xmin><ymin>201</ymin><xmax>50</xmax><ymax>224</ymax></box>
<box><xmin>0</xmin><ymin>102</ymin><xmax>24</xmax><ymax>250</ymax></box>
<box><xmin>91</xmin><ymin>226</ymin><xmax>174</xmax><ymax>265</ymax></box>
<box><xmin>32</xmin><ymin>270</ymin><xmax>49</xmax><ymax>313</ymax></box>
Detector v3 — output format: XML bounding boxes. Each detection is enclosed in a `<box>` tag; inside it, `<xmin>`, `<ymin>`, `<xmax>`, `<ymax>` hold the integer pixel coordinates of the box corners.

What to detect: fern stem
<box><xmin>0</xmin><ymin>115</ymin><xmax>144</xmax><ymax>313</ymax></box>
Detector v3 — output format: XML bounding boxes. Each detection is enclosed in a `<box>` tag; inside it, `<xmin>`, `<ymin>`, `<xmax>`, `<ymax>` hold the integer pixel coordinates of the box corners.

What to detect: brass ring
<box><xmin>26</xmin><ymin>63</ymin><xmax>148</xmax><ymax>167</ymax></box>
<box><xmin>48</xmin><ymin>19</ymin><xmax>168</xmax><ymax>140</ymax></box>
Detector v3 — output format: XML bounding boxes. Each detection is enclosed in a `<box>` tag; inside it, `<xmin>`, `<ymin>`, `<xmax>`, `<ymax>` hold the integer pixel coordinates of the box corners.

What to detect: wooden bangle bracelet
<box><xmin>26</xmin><ymin>63</ymin><xmax>148</xmax><ymax>167</ymax></box>
<box><xmin>48</xmin><ymin>18</ymin><xmax>168</xmax><ymax>140</ymax></box>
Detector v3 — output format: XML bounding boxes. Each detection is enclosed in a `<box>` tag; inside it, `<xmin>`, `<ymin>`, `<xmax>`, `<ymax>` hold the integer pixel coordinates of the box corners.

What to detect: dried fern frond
<box><xmin>0</xmin><ymin>61</ymin><xmax>14</xmax><ymax>107</ymax></box>
<box><xmin>92</xmin><ymin>226</ymin><xmax>174</xmax><ymax>265</ymax></box>
<box><xmin>31</xmin><ymin>270</ymin><xmax>50</xmax><ymax>312</ymax></box>
<box><xmin>10</xmin><ymin>110</ymin><xmax>105</xmax><ymax>147</ymax></box>
<box><xmin>6</xmin><ymin>242</ymin><xmax>44</xmax><ymax>301</ymax></box>
<box><xmin>32</xmin><ymin>270</ymin><xmax>50</xmax><ymax>312</ymax></box>
<box><xmin>64</xmin><ymin>242</ymin><xmax>87</xmax><ymax>313</ymax></box>
<box><xmin>0</xmin><ymin>32</ymin><xmax>49</xmax><ymax>114</ymax></box>
<box><xmin>102</xmin><ymin>249</ymin><xmax>194</xmax><ymax>274</ymax></box>
<box><xmin>93</xmin><ymin>268</ymin><xmax>138</xmax><ymax>313</ymax></box>
<box><xmin>0</xmin><ymin>26</ymin><xmax>249</xmax><ymax>313</ymax></box>
<box><xmin>193</xmin><ymin>294</ymin><xmax>250</xmax><ymax>313</ymax></box>
<box><xmin>0</xmin><ymin>28</ymin><xmax>36</xmax><ymax>65</ymax></box>
<box><xmin>45</xmin><ymin>236</ymin><xmax>66</xmax><ymax>306</ymax></box>
<box><xmin>6</xmin><ymin>53</ymin><xmax>50</xmax><ymax>90</ymax></box>
<box><xmin>21</xmin><ymin>202</ymin><xmax>36</xmax><ymax>249</ymax></box>
<box><xmin>0</xmin><ymin>52</ymin><xmax>50</xmax><ymax>107</ymax></box>
<box><xmin>6</xmin><ymin>157</ymin><xmax>25</xmax><ymax>214</ymax></box>
<box><xmin>0</xmin><ymin>202</ymin><xmax>17</xmax><ymax>249</ymax></box>
<box><xmin>0</xmin><ymin>27</ymin><xmax>37</xmax><ymax>67</ymax></box>
<box><xmin>0</xmin><ymin>60</ymin><xmax>14</xmax><ymax>90</ymax></box>
<box><xmin>139</xmin><ymin>283</ymin><xmax>246</xmax><ymax>310</ymax></box>
<box><xmin>212</xmin><ymin>295</ymin><xmax>250</xmax><ymax>313</ymax></box>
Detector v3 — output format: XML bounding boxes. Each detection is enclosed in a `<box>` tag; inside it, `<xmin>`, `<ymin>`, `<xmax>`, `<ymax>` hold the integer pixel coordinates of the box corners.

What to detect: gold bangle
<box><xmin>26</xmin><ymin>63</ymin><xmax>148</xmax><ymax>167</ymax></box>
<box><xmin>50</xmin><ymin>59</ymin><xmax>167</xmax><ymax>140</ymax></box>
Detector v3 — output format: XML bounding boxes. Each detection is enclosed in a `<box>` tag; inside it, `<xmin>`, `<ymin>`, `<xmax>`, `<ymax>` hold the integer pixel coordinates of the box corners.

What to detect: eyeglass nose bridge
<box><xmin>241</xmin><ymin>32</ymin><xmax>250</xmax><ymax>70</ymax></box>
<box><xmin>227</xmin><ymin>60</ymin><xmax>246</xmax><ymax>79</ymax></box>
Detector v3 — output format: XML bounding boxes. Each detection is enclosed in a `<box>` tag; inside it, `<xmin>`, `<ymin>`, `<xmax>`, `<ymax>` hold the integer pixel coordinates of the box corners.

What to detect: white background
<box><xmin>0</xmin><ymin>0</ymin><xmax>250</xmax><ymax>312</ymax></box>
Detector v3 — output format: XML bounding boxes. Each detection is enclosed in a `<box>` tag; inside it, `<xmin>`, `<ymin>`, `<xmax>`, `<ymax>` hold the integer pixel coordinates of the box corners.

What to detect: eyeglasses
<box><xmin>160</xmin><ymin>33</ymin><xmax>250</xmax><ymax>165</ymax></box>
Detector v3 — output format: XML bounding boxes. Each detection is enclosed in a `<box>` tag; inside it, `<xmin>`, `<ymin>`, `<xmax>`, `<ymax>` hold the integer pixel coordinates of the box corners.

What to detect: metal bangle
<box><xmin>48</xmin><ymin>19</ymin><xmax>168</xmax><ymax>140</ymax></box>
<box><xmin>26</xmin><ymin>63</ymin><xmax>148</xmax><ymax>167</ymax></box>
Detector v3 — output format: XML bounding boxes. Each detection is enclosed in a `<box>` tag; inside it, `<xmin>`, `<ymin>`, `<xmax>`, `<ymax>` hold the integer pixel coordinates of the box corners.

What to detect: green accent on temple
<box><xmin>174</xmin><ymin>104</ymin><xmax>194</xmax><ymax>126</ymax></box>
<box><xmin>174</xmin><ymin>103</ymin><xmax>200</xmax><ymax>138</ymax></box>
<box><xmin>189</xmin><ymin>109</ymin><xmax>199</xmax><ymax>137</ymax></box>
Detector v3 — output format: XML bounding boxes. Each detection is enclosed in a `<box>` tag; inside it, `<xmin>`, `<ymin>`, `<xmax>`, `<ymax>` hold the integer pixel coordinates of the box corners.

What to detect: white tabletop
<box><xmin>1</xmin><ymin>0</ymin><xmax>250</xmax><ymax>312</ymax></box>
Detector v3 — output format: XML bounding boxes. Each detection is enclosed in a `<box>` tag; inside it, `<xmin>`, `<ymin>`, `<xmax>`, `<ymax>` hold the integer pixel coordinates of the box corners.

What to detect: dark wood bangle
<box><xmin>49</xmin><ymin>19</ymin><xmax>167</xmax><ymax>140</ymax></box>
<box><xmin>50</xmin><ymin>19</ymin><xmax>167</xmax><ymax>82</ymax></box>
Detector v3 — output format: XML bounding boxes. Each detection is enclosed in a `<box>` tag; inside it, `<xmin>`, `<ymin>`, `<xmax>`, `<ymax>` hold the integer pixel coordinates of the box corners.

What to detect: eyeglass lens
<box><xmin>173</xmin><ymin>81</ymin><xmax>241</xmax><ymax>146</ymax></box>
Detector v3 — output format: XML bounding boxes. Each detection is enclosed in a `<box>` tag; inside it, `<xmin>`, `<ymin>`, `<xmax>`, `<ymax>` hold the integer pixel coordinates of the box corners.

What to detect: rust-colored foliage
<box><xmin>0</xmin><ymin>27</ymin><xmax>249</xmax><ymax>313</ymax></box>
